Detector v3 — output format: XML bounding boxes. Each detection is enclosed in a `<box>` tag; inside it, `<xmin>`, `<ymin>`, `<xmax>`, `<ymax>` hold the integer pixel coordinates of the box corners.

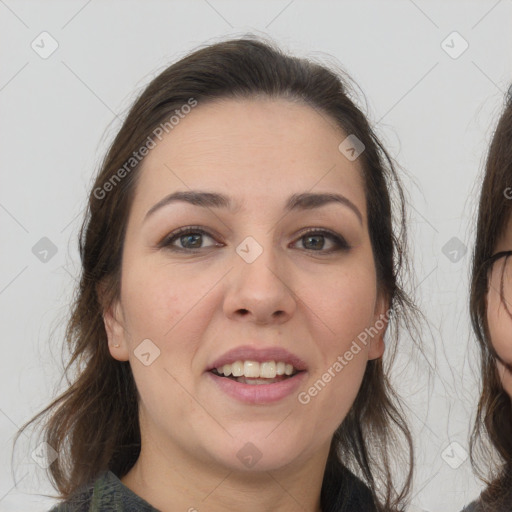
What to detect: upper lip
<box><xmin>206</xmin><ymin>345</ymin><xmax>308</xmax><ymax>372</ymax></box>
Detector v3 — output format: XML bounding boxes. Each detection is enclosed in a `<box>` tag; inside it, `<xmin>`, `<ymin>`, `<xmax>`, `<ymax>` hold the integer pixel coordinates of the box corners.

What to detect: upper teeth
<box><xmin>215</xmin><ymin>361</ymin><xmax>296</xmax><ymax>379</ymax></box>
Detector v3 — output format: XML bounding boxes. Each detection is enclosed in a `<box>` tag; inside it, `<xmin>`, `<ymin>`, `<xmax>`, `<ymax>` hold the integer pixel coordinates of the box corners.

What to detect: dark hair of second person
<box><xmin>468</xmin><ymin>87</ymin><xmax>512</xmax><ymax>511</ymax></box>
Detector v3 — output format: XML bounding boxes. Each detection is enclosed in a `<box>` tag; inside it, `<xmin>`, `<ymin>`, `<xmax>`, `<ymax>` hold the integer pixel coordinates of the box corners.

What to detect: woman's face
<box><xmin>104</xmin><ymin>97</ymin><xmax>387</xmax><ymax>473</ymax></box>
<box><xmin>487</xmin><ymin>214</ymin><xmax>512</xmax><ymax>397</ymax></box>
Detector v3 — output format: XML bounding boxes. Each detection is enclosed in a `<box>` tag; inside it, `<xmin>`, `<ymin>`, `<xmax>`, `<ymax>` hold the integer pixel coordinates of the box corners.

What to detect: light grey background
<box><xmin>1</xmin><ymin>1</ymin><xmax>511</xmax><ymax>511</ymax></box>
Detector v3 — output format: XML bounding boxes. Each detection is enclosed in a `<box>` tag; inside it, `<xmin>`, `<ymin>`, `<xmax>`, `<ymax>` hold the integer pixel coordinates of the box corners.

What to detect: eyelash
<box><xmin>158</xmin><ymin>226</ymin><xmax>350</xmax><ymax>254</ymax></box>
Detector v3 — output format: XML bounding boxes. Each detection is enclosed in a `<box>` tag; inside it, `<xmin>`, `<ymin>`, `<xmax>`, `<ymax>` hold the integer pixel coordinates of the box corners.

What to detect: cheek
<box><xmin>297</xmin><ymin>265</ymin><xmax>378</xmax><ymax>422</ymax></box>
<box><xmin>496</xmin><ymin>361</ymin><xmax>512</xmax><ymax>399</ymax></box>
<box><xmin>118</xmin><ymin>259</ymin><xmax>220</xmax><ymax>415</ymax></box>
<box><xmin>118</xmin><ymin>262</ymin><xmax>216</xmax><ymax>428</ymax></box>
<box><xmin>487</xmin><ymin>290</ymin><xmax>512</xmax><ymax>364</ymax></box>
<box><xmin>307</xmin><ymin>266</ymin><xmax>378</xmax><ymax>358</ymax></box>
<box><xmin>121</xmin><ymin>257</ymin><xmax>214</xmax><ymax>342</ymax></box>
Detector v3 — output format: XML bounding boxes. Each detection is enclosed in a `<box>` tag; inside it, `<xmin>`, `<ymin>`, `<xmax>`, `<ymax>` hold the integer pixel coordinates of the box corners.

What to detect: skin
<box><xmin>487</xmin><ymin>214</ymin><xmax>512</xmax><ymax>397</ymax></box>
<box><xmin>102</xmin><ymin>97</ymin><xmax>388</xmax><ymax>512</ymax></box>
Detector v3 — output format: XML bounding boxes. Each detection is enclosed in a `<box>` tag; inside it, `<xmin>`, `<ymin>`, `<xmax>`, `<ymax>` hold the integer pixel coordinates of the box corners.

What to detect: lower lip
<box><xmin>206</xmin><ymin>371</ymin><xmax>307</xmax><ymax>404</ymax></box>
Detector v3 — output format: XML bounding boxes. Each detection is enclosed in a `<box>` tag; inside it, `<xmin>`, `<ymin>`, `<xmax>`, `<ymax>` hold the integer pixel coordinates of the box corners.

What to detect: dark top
<box><xmin>47</xmin><ymin>470</ymin><xmax>159</xmax><ymax>512</ymax></box>
<box><xmin>47</xmin><ymin>468</ymin><xmax>377</xmax><ymax>511</ymax></box>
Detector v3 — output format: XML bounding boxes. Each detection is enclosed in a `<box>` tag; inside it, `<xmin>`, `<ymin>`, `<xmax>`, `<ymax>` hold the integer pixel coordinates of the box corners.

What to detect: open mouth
<box><xmin>209</xmin><ymin>360</ymin><xmax>303</xmax><ymax>385</ymax></box>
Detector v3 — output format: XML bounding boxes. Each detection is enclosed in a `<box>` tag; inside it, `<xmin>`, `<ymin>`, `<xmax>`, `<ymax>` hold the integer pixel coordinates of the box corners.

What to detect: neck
<box><xmin>121</xmin><ymin>435</ymin><xmax>327</xmax><ymax>512</ymax></box>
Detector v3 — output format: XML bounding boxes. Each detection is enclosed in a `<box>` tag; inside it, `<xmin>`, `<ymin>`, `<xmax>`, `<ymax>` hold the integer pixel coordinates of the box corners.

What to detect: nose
<box><xmin>223</xmin><ymin>239</ymin><xmax>297</xmax><ymax>325</ymax></box>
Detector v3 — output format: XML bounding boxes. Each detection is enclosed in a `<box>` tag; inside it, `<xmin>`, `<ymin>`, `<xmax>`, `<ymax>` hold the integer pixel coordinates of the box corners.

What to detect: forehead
<box><xmin>133</xmin><ymin>97</ymin><xmax>367</xmax><ymax>219</ymax></box>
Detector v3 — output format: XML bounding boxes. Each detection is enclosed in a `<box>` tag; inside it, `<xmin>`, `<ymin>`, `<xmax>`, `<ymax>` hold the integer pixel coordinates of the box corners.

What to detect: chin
<box><xmin>202</xmin><ymin>433</ymin><xmax>311</xmax><ymax>473</ymax></box>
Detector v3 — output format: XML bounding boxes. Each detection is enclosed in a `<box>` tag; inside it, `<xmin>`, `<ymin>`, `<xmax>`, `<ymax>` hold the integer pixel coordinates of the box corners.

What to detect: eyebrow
<box><xmin>144</xmin><ymin>190</ymin><xmax>363</xmax><ymax>225</ymax></box>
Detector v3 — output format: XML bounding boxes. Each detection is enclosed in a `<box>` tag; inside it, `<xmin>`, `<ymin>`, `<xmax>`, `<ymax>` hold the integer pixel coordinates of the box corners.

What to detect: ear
<box><xmin>368</xmin><ymin>293</ymin><xmax>390</xmax><ymax>361</ymax></box>
<box><xmin>96</xmin><ymin>280</ymin><xmax>130</xmax><ymax>362</ymax></box>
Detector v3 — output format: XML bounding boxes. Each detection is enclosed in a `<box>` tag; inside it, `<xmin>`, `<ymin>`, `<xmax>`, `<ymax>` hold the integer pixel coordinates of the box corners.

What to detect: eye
<box><xmin>292</xmin><ymin>228</ymin><xmax>350</xmax><ymax>253</ymax></box>
<box><xmin>159</xmin><ymin>226</ymin><xmax>222</xmax><ymax>252</ymax></box>
<box><xmin>158</xmin><ymin>226</ymin><xmax>350</xmax><ymax>254</ymax></box>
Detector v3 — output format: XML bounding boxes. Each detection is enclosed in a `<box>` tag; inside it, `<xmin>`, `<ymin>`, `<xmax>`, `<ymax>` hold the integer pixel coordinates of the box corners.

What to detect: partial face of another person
<box><xmin>104</xmin><ymin>97</ymin><xmax>387</xmax><ymax>473</ymax></box>
<box><xmin>487</xmin><ymin>214</ymin><xmax>512</xmax><ymax>397</ymax></box>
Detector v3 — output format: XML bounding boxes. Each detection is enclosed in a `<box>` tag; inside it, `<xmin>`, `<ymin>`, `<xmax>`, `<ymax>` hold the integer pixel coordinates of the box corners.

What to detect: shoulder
<box><xmin>46</xmin><ymin>474</ymin><xmax>97</xmax><ymax>512</ymax></box>
<box><xmin>46</xmin><ymin>470</ymin><xmax>159</xmax><ymax>512</ymax></box>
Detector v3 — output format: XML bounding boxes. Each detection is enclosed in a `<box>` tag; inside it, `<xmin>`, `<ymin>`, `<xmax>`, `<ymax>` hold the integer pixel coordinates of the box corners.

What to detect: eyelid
<box><xmin>158</xmin><ymin>226</ymin><xmax>351</xmax><ymax>253</ymax></box>
<box><xmin>158</xmin><ymin>225</ymin><xmax>221</xmax><ymax>250</ymax></box>
<box><xmin>292</xmin><ymin>227</ymin><xmax>351</xmax><ymax>251</ymax></box>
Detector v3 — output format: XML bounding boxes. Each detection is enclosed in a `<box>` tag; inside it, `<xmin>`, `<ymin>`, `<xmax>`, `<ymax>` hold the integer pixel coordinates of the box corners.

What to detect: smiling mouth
<box><xmin>209</xmin><ymin>360</ymin><xmax>303</xmax><ymax>385</ymax></box>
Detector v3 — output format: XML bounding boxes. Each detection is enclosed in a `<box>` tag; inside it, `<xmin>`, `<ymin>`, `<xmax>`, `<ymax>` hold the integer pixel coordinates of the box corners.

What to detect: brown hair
<box><xmin>469</xmin><ymin>88</ymin><xmax>512</xmax><ymax>507</ymax></box>
<box><xmin>14</xmin><ymin>35</ymin><xmax>419</xmax><ymax>511</ymax></box>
